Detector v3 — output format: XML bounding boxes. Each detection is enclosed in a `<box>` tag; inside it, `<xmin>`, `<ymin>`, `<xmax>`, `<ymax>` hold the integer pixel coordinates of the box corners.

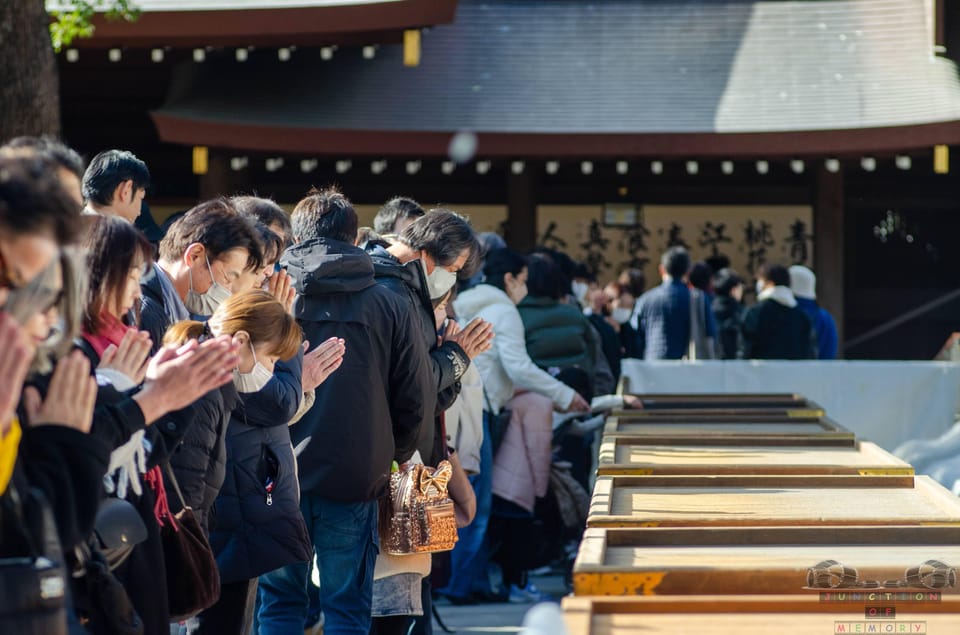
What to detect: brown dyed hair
<box><xmin>163</xmin><ymin>290</ymin><xmax>302</xmax><ymax>361</ymax></box>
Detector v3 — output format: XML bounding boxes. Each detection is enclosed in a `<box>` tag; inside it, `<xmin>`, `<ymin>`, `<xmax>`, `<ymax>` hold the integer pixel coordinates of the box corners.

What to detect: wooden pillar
<box><xmin>814</xmin><ymin>167</ymin><xmax>845</xmax><ymax>353</ymax></box>
<box><xmin>506</xmin><ymin>166</ymin><xmax>540</xmax><ymax>251</ymax></box>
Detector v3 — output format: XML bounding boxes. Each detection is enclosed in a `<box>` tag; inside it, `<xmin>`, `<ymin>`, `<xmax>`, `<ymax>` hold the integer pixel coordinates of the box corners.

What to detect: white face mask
<box><xmin>571</xmin><ymin>281</ymin><xmax>590</xmax><ymax>305</ymax></box>
<box><xmin>611</xmin><ymin>307</ymin><xmax>632</xmax><ymax>325</ymax></box>
<box><xmin>424</xmin><ymin>261</ymin><xmax>457</xmax><ymax>300</ymax></box>
<box><xmin>755</xmin><ymin>280</ymin><xmax>765</xmax><ymax>296</ymax></box>
<box><xmin>185</xmin><ymin>257</ymin><xmax>232</xmax><ymax>316</ymax></box>
<box><xmin>233</xmin><ymin>341</ymin><xmax>273</xmax><ymax>393</ymax></box>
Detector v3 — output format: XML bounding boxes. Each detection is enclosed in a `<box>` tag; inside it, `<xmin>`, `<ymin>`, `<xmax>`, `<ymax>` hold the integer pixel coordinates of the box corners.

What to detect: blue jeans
<box><xmin>436</xmin><ymin>412</ymin><xmax>493</xmax><ymax>599</ymax></box>
<box><xmin>257</xmin><ymin>495</ymin><xmax>379</xmax><ymax>635</ymax></box>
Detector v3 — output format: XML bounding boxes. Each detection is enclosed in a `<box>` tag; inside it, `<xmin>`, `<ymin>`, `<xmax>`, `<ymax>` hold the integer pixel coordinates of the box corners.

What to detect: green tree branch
<box><xmin>48</xmin><ymin>0</ymin><xmax>140</xmax><ymax>52</ymax></box>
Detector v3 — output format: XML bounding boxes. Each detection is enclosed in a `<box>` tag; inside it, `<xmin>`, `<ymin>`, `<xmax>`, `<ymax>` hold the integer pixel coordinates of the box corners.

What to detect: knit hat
<box><xmin>789</xmin><ymin>265</ymin><xmax>816</xmax><ymax>300</ymax></box>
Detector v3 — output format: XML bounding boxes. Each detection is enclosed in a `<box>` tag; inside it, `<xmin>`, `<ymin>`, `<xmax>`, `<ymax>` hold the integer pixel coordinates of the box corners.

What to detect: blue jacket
<box><xmin>634</xmin><ymin>279</ymin><xmax>716</xmax><ymax>360</ymax></box>
<box><xmin>796</xmin><ymin>298</ymin><xmax>839</xmax><ymax>360</ymax></box>
<box><xmin>208</xmin><ymin>351</ymin><xmax>312</xmax><ymax>584</ymax></box>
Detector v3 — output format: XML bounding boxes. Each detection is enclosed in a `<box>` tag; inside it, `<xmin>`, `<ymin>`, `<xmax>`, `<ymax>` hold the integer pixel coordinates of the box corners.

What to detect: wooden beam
<box><xmin>506</xmin><ymin>167</ymin><xmax>539</xmax><ymax>251</ymax></box>
<box><xmin>814</xmin><ymin>167</ymin><xmax>845</xmax><ymax>355</ymax></box>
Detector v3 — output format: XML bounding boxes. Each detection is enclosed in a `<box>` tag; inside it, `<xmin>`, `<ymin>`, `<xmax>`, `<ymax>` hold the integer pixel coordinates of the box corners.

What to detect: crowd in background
<box><xmin>0</xmin><ymin>139</ymin><xmax>840</xmax><ymax>635</ymax></box>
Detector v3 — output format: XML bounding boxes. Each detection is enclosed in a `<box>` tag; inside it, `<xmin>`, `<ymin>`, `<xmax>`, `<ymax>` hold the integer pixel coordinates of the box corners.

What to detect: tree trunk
<box><xmin>0</xmin><ymin>0</ymin><xmax>60</xmax><ymax>140</ymax></box>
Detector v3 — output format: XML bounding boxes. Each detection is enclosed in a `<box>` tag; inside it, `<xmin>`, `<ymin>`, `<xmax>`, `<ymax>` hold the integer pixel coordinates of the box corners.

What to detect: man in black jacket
<box><xmin>368</xmin><ymin>209</ymin><xmax>492</xmax><ymax>461</ymax></box>
<box><xmin>742</xmin><ymin>264</ymin><xmax>817</xmax><ymax>360</ymax></box>
<box><xmin>258</xmin><ymin>188</ymin><xmax>433</xmax><ymax>635</ymax></box>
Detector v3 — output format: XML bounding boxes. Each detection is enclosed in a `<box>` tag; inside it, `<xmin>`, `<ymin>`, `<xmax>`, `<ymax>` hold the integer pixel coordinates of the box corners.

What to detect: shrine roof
<box><xmin>53</xmin><ymin>0</ymin><xmax>458</xmax><ymax>47</ymax></box>
<box><xmin>151</xmin><ymin>0</ymin><xmax>960</xmax><ymax>157</ymax></box>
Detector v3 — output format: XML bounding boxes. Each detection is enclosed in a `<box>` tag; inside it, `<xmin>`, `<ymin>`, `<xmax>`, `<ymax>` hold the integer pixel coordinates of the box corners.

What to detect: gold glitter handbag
<box><xmin>384</xmin><ymin>461</ymin><xmax>458</xmax><ymax>555</ymax></box>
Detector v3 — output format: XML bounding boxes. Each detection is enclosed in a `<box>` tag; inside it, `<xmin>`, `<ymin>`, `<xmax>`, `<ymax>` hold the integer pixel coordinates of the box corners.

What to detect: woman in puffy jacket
<box><xmin>165</xmin><ymin>290</ymin><xmax>344</xmax><ymax>635</ymax></box>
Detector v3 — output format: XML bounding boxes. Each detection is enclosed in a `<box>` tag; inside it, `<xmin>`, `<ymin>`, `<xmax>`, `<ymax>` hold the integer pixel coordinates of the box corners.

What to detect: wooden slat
<box><xmin>587</xmin><ymin>476</ymin><xmax>960</xmax><ymax>528</ymax></box>
<box><xmin>574</xmin><ymin>526</ymin><xmax>960</xmax><ymax>596</ymax></box>
<box><xmin>614</xmin><ymin>406</ymin><xmax>826</xmax><ymax>418</ymax></box>
<box><xmin>596</xmin><ymin>441</ymin><xmax>914</xmax><ymax>476</ymax></box>
<box><xmin>563</xmin><ymin>596</ymin><xmax>960</xmax><ymax>635</ymax></box>
<box><xmin>602</xmin><ymin>416</ymin><xmax>855</xmax><ymax>447</ymax></box>
<box><xmin>630</xmin><ymin>394</ymin><xmax>813</xmax><ymax>408</ymax></box>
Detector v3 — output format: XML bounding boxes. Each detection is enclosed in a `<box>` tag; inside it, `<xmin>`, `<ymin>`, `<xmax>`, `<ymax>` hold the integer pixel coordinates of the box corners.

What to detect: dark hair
<box><xmin>0</xmin><ymin>155</ymin><xmax>80</xmax><ymax>245</ymax></box>
<box><xmin>374</xmin><ymin>196</ymin><xmax>425</xmax><ymax>235</ymax></box>
<box><xmin>713</xmin><ymin>268</ymin><xmax>743</xmax><ymax>297</ymax></box>
<box><xmin>763</xmin><ymin>264</ymin><xmax>791</xmax><ymax>287</ymax></box>
<box><xmin>159</xmin><ymin>198</ymin><xmax>263</xmax><ymax>272</ymax></box>
<box><xmin>617</xmin><ymin>268</ymin><xmax>645</xmax><ymax>297</ymax></box>
<box><xmin>233</xmin><ymin>196</ymin><xmax>292</xmax><ymax>246</ymax></box>
<box><xmin>291</xmin><ymin>187</ymin><xmax>358</xmax><ymax>244</ymax></box>
<box><xmin>399</xmin><ymin>209</ymin><xmax>481</xmax><ymax>279</ymax></box>
<box><xmin>661</xmin><ymin>246</ymin><xmax>691</xmax><ymax>279</ymax></box>
<box><xmin>83</xmin><ymin>215</ymin><xmax>154</xmax><ymax>333</ymax></box>
<box><xmin>253</xmin><ymin>221</ymin><xmax>284</xmax><ymax>267</ymax></box>
<box><xmin>2</xmin><ymin>136</ymin><xmax>85</xmax><ymax>179</ymax></box>
<box><xmin>687</xmin><ymin>262</ymin><xmax>713</xmax><ymax>292</ymax></box>
<box><xmin>81</xmin><ymin>149</ymin><xmax>150</xmax><ymax>206</ymax></box>
<box><xmin>525</xmin><ymin>252</ymin><xmax>569</xmax><ymax>300</ymax></box>
<box><xmin>482</xmin><ymin>249</ymin><xmax>527</xmax><ymax>292</ymax></box>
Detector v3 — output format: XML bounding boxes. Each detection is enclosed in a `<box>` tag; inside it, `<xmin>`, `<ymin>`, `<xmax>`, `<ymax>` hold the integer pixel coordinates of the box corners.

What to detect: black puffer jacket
<box><xmin>282</xmin><ymin>238</ymin><xmax>433</xmax><ymax>502</ymax></box>
<box><xmin>167</xmin><ymin>384</ymin><xmax>238</xmax><ymax>534</ymax></box>
<box><xmin>369</xmin><ymin>246</ymin><xmax>468</xmax><ymax>462</ymax></box>
<box><xmin>208</xmin><ymin>352</ymin><xmax>311</xmax><ymax>584</ymax></box>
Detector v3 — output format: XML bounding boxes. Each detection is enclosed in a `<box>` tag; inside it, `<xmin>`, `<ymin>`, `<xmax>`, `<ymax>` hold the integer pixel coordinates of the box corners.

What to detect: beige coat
<box><xmin>491</xmin><ymin>391</ymin><xmax>554</xmax><ymax>514</ymax></box>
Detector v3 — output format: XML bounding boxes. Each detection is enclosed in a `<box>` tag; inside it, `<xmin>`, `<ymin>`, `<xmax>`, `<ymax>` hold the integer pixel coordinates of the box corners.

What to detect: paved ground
<box><xmin>430</xmin><ymin>574</ymin><xmax>569</xmax><ymax>635</ymax></box>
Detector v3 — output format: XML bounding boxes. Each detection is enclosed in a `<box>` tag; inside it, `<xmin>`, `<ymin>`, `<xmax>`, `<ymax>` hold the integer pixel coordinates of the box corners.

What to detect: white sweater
<box><xmin>454</xmin><ymin>284</ymin><xmax>575</xmax><ymax>414</ymax></box>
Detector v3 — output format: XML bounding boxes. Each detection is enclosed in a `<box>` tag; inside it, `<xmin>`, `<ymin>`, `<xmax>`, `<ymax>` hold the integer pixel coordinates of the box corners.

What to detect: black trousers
<box><xmin>195</xmin><ymin>578</ymin><xmax>257</xmax><ymax>635</ymax></box>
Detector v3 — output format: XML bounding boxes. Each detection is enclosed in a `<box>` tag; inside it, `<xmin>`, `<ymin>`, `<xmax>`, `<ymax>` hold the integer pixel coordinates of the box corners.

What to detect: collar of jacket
<box><xmin>368</xmin><ymin>246</ymin><xmax>429</xmax><ymax>293</ymax></box>
<box><xmin>758</xmin><ymin>285</ymin><xmax>798</xmax><ymax>308</ymax></box>
<box><xmin>281</xmin><ymin>238</ymin><xmax>376</xmax><ymax>297</ymax></box>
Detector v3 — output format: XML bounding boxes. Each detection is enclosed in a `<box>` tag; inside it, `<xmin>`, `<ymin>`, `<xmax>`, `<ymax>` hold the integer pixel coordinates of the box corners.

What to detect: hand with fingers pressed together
<box><xmin>23</xmin><ymin>351</ymin><xmax>98</xmax><ymax>433</ymax></box>
<box><xmin>99</xmin><ymin>329</ymin><xmax>153</xmax><ymax>386</ymax></box>
<box><xmin>301</xmin><ymin>337</ymin><xmax>346</xmax><ymax>392</ymax></box>
<box><xmin>443</xmin><ymin>317</ymin><xmax>494</xmax><ymax>360</ymax></box>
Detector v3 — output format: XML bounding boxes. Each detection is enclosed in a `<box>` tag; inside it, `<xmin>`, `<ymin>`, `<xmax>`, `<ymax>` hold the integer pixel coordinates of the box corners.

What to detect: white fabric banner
<box><xmin>620</xmin><ymin>360</ymin><xmax>960</xmax><ymax>452</ymax></box>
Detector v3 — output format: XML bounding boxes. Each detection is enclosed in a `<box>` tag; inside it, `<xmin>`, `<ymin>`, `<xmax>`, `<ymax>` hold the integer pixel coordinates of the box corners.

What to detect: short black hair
<box><xmin>713</xmin><ymin>268</ymin><xmax>743</xmax><ymax>297</ymax></box>
<box><xmin>81</xmin><ymin>149</ymin><xmax>150</xmax><ymax>206</ymax></box>
<box><xmin>482</xmin><ymin>248</ymin><xmax>527</xmax><ymax>292</ymax></box>
<box><xmin>661</xmin><ymin>246</ymin><xmax>691</xmax><ymax>279</ymax></box>
<box><xmin>253</xmin><ymin>220</ymin><xmax>285</xmax><ymax>266</ymax></box>
<box><xmin>233</xmin><ymin>196</ymin><xmax>292</xmax><ymax>246</ymax></box>
<box><xmin>159</xmin><ymin>198</ymin><xmax>263</xmax><ymax>271</ymax></box>
<box><xmin>526</xmin><ymin>251</ymin><xmax>569</xmax><ymax>300</ymax></box>
<box><xmin>374</xmin><ymin>196</ymin><xmax>425</xmax><ymax>235</ymax></box>
<box><xmin>687</xmin><ymin>261</ymin><xmax>713</xmax><ymax>292</ymax></box>
<box><xmin>763</xmin><ymin>264</ymin><xmax>791</xmax><ymax>287</ymax></box>
<box><xmin>291</xmin><ymin>187</ymin><xmax>358</xmax><ymax>245</ymax></box>
<box><xmin>2</xmin><ymin>136</ymin><xmax>84</xmax><ymax>179</ymax></box>
<box><xmin>399</xmin><ymin>209</ymin><xmax>480</xmax><ymax>279</ymax></box>
<box><xmin>0</xmin><ymin>155</ymin><xmax>80</xmax><ymax>245</ymax></box>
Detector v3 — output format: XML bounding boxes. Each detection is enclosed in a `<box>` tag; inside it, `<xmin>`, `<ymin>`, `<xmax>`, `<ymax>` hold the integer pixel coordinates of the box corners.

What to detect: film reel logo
<box><xmin>806</xmin><ymin>559</ymin><xmax>958</xmax><ymax>590</ymax></box>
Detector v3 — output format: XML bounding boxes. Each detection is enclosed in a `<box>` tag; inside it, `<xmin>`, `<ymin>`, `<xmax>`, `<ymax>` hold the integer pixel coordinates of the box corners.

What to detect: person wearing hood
<box><xmin>742</xmin><ymin>264</ymin><xmax>817</xmax><ymax>360</ymax></box>
<box><xmin>257</xmin><ymin>187</ymin><xmax>433</xmax><ymax>635</ymax></box>
<box><xmin>367</xmin><ymin>208</ymin><xmax>491</xmax><ymax>462</ymax></box>
<box><xmin>789</xmin><ymin>265</ymin><xmax>839</xmax><ymax>360</ymax></box>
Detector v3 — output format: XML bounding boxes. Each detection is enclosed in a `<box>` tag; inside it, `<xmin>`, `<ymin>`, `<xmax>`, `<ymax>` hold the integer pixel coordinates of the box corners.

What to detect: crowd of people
<box><xmin>0</xmin><ymin>138</ymin><xmax>840</xmax><ymax>635</ymax></box>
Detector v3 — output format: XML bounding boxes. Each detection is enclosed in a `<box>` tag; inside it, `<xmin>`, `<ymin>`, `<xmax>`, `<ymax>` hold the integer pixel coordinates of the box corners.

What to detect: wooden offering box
<box><xmin>629</xmin><ymin>393</ymin><xmax>816</xmax><ymax>409</ymax></box>
<box><xmin>596</xmin><ymin>440</ymin><xmax>913</xmax><ymax>476</ymax></box>
<box><xmin>563</xmin><ymin>596</ymin><xmax>960</xmax><ymax>635</ymax></box>
<box><xmin>587</xmin><ymin>475</ymin><xmax>960</xmax><ymax>528</ymax></box>
<box><xmin>573</xmin><ymin>526</ymin><xmax>960</xmax><ymax>596</ymax></box>
<box><xmin>602</xmin><ymin>415</ymin><xmax>855</xmax><ymax>447</ymax></box>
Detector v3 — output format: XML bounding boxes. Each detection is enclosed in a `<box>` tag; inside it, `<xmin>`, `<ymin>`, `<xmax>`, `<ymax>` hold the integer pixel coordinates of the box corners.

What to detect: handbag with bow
<box><xmin>383</xmin><ymin>461</ymin><xmax>458</xmax><ymax>555</ymax></box>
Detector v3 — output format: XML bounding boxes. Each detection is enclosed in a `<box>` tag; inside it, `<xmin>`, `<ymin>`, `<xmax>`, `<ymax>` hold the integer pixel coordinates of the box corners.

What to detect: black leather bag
<box><xmin>482</xmin><ymin>388</ymin><xmax>511</xmax><ymax>457</ymax></box>
<box><xmin>0</xmin><ymin>484</ymin><xmax>67</xmax><ymax>635</ymax></box>
<box><xmin>160</xmin><ymin>463</ymin><xmax>220</xmax><ymax>622</ymax></box>
<box><xmin>71</xmin><ymin>544</ymin><xmax>144</xmax><ymax>635</ymax></box>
